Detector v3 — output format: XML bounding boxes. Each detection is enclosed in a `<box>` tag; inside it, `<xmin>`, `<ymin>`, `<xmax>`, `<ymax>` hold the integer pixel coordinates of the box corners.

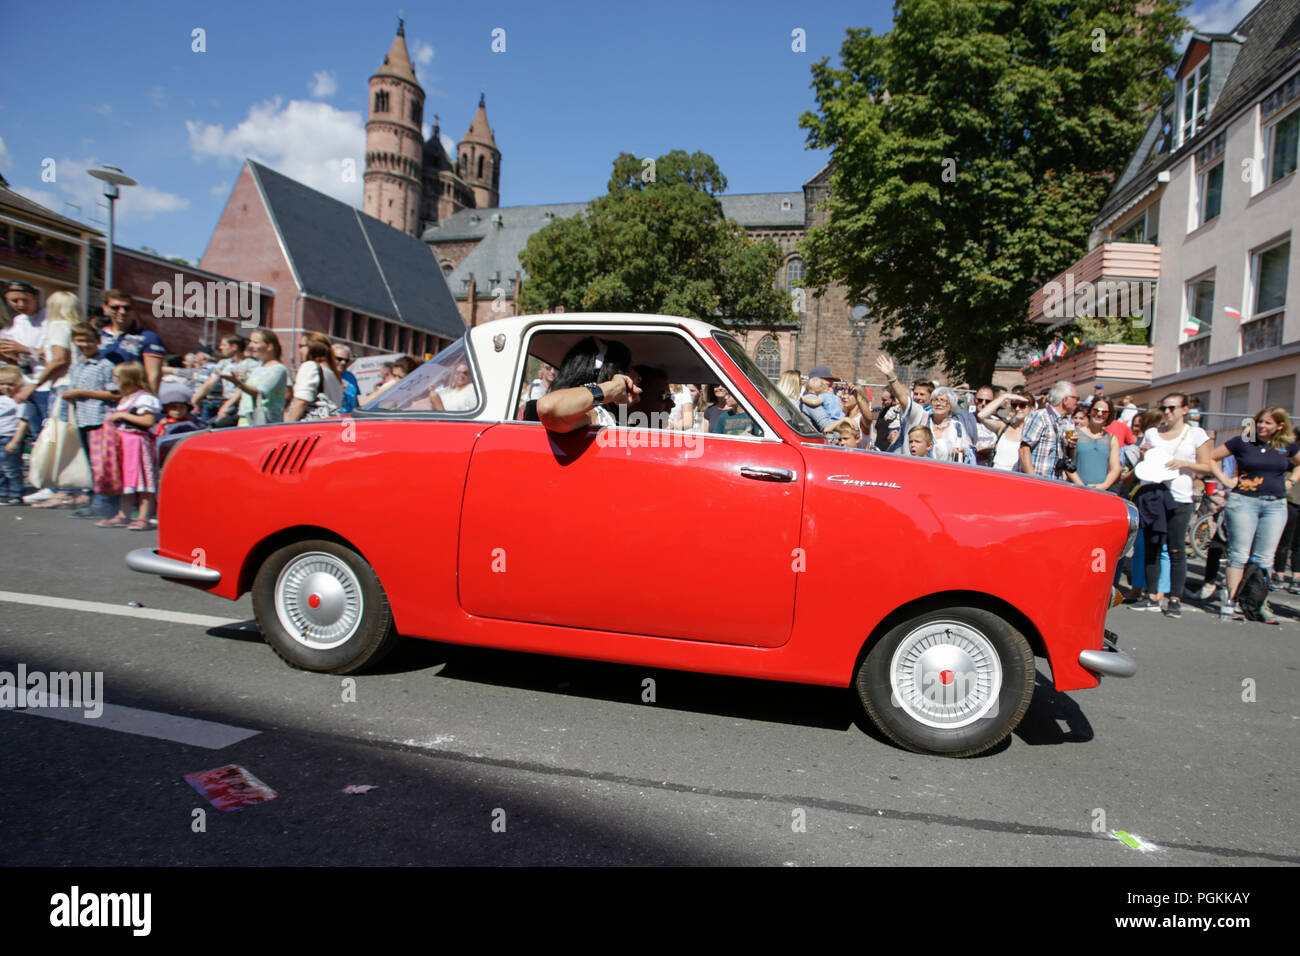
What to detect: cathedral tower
<box><xmin>458</xmin><ymin>93</ymin><xmax>500</xmax><ymax>211</ymax></box>
<box><xmin>363</xmin><ymin>20</ymin><xmax>424</xmax><ymax>236</ymax></box>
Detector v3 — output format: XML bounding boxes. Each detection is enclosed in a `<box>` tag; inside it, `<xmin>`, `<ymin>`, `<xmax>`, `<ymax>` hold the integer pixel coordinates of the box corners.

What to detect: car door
<box><xmin>457</xmin><ymin>410</ymin><xmax>805</xmax><ymax>648</ymax></box>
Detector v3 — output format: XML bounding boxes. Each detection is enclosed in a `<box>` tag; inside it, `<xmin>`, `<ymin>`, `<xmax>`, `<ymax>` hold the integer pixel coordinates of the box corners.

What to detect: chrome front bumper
<box><xmin>1079</xmin><ymin>629</ymin><xmax>1136</xmax><ymax>679</ymax></box>
<box><xmin>125</xmin><ymin>548</ymin><xmax>221</xmax><ymax>585</ymax></box>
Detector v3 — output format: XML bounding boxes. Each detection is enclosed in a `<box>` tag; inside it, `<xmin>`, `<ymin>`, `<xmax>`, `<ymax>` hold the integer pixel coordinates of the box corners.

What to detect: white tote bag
<box><xmin>28</xmin><ymin>394</ymin><xmax>92</xmax><ymax>490</ymax></box>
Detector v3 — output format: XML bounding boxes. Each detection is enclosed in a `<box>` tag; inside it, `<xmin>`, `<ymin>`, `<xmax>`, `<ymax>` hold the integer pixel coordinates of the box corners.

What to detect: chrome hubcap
<box><xmin>890</xmin><ymin>621</ymin><xmax>1002</xmax><ymax>729</ymax></box>
<box><xmin>274</xmin><ymin>552</ymin><xmax>363</xmax><ymax>650</ymax></box>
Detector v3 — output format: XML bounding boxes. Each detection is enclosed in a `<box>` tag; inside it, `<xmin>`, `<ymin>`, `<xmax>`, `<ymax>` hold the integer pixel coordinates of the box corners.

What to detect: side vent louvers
<box><xmin>260</xmin><ymin>435</ymin><xmax>320</xmax><ymax>476</ymax></box>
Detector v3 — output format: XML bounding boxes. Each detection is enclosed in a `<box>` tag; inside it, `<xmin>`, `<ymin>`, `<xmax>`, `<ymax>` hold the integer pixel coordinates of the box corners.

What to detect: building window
<box><xmin>1196</xmin><ymin>161</ymin><xmax>1223</xmax><ymax>224</ymax></box>
<box><xmin>410</xmin><ymin>101</ymin><xmax>420</xmax><ymax>125</ymax></box>
<box><xmin>1253</xmin><ymin>240</ymin><xmax>1290</xmax><ymax>318</ymax></box>
<box><xmin>477</xmin><ymin>155</ymin><xmax>485</xmax><ymax>179</ymax></box>
<box><xmin>1265</xmin><ymin>375</ymin><xmax>1295</xmax><ymax>414</ymax></box>
<box><xmin>785</xmin><ymin>256</ymin><xmax>804</xmax><ymax>290</ymax></box>
<box><xmin>1223</xmin><ymin>383</ymin><xmax>1251</xmax><ymax>422</ymax></box>
<box><xmin>1115</xmin><ymin>211</ymin><xmax>1149</xmax><ymax>244</ymax></box>
<box><xmin>374</xmin><ymin>90</ymin><xmax>389</xmax><ymax>114</ymax></box>
<box><xmin>1185</xmin><ymin>275</ymin><xmax>1215</xmax><ymax>338</ymax></box>
<box><xmin>1181</xmin><ymin>58</ymin><xmax>1210</xmax><ymax>145</ymax></box>
<box><xmin>1240</xmin><ymin>239</ymin><xmax>1288</xmax><ymax>354</ymax></box>
<box><xmin>332</xmin><ymin>307</ymin><xmax>348</xmax><ymax>339</ymax></box>
<box><xmin>755</xmin><ymin>335</ymin><xmax>781</xmax><ymax>382</ymax></box>
<box><xmin>1267</xmin><ymin>107</ymin><xmax>1299</xmax><ymax>186</ymax></box>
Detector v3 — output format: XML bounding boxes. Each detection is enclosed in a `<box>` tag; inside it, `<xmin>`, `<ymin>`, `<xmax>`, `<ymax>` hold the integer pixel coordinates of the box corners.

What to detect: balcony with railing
<box><xmin>1179</xmin><ymin>335</ymin><xmax>1211</xmax><ymax>371</ymax></box>
<box><xmin>1242</xmin><ymin>314</ymin><xmax>1283</xmax><ymax>354</ymax></box>
<box><xmin>1022</xmin><ymin>343</ymin><xmax>1155</xmax><ymax>394</ymax></box>
<box><xmin>1028</xmin><ymin>241</ymin><xmax>1162</xmax><ymax>325</ymax></box>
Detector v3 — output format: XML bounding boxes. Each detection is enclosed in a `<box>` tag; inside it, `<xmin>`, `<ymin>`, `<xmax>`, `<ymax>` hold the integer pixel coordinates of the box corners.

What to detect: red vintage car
<box><xmin>127</xmin><ymin>313</ymin><xmax>1136</xmax><ymax>756</ymax></box>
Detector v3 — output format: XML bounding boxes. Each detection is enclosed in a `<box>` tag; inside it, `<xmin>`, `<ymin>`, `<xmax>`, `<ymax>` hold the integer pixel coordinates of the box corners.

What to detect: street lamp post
<box><xmin>87</xmin><ymin>165</ymin><xmax>137</xmax><ymax>292</ymax></box>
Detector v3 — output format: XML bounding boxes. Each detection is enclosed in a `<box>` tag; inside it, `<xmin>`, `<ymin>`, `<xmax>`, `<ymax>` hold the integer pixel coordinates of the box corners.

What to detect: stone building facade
<box><xmin>363</xmin><ymin>21</ymin><xmax>500</xmax><ymax>238</ymax></box>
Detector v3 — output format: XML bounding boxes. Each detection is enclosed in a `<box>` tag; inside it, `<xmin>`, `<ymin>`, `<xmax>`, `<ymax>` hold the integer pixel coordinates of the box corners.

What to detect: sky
<box><xmin>0</xmin><ymin>0</ymin><xmax>1260</xmax><ymax>264</ymax></box>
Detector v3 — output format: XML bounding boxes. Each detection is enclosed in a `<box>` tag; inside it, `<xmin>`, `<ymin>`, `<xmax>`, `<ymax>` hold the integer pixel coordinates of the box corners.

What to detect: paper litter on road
<box><xmin>184</xmin><ymin>764</ymin><xmax>278</xmax><ymax>811</ymax></box>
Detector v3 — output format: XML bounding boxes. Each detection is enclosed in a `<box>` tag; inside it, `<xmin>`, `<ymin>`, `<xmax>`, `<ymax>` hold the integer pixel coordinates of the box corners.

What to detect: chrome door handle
<box><xmin>740</xmin><ymin>466</ymin><xmax>796</xmax><ymax>482</ymax></box>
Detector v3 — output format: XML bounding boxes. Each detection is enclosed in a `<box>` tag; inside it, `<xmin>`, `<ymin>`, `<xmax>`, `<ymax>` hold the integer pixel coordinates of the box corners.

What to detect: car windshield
<box><xmin>358</xmin><ymin>337</ymin><xmax>479</xmax><ymax>413</ymax></box>
<box><xmin>713</xmin><ymin>333</ymin><xmax>821</xmax><ymax>439</ymax></box>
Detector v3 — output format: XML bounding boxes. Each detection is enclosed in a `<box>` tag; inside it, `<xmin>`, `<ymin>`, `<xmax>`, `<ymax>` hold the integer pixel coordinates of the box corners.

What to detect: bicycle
<box><xmin>1188</xmin><ymin>489</ymin><xmax>1226</xmax><ymax>560</ymax></box>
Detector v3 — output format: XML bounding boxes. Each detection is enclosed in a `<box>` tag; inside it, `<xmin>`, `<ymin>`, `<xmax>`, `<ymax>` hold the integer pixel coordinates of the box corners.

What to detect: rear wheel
<box><xmin>855</xmin><ymin>607</ymin><xmax>1035</xmax><ymax>757</ymax></box>
<box><xmin>1189</xmin><ymin>514</ymin><xmax>1216</xmax><ymax>560</ymax></box>
<box><xmin>252</xmin><ymin>539</ymin><xmax>398</xmax><ymax>673</ymax></box>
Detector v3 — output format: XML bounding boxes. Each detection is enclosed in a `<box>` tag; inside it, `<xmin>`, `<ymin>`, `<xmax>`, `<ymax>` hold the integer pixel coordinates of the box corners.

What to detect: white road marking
<box><xmin>0</xmin><ymin>591</ymin><xmax>242</xmax><ymax>628</ymax></box>
<box><xmin>6</xmin><ymin>698</ymin><xmax>260</xmax><ymax>749</ymax></box>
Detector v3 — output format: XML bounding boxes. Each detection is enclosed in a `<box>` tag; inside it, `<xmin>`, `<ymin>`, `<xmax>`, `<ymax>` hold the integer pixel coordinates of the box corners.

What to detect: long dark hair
<box><xmin>552</xmin><ymin>337</ymin><xmax>632</xmax><ymax>393</ymax></box>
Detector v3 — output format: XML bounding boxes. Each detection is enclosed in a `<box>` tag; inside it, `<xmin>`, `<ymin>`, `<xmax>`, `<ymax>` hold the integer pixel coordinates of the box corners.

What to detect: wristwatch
<box><xmin>585</xmin><ymin>383</ymin><xmax>605</xmax><ymax>406</ymax></box>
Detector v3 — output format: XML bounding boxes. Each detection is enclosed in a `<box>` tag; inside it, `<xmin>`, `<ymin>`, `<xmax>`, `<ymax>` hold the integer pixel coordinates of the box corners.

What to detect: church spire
<box><xmin>376</xmin><ymin>18</ymin><xmax>418</xmax><ymax>84</ymax></box>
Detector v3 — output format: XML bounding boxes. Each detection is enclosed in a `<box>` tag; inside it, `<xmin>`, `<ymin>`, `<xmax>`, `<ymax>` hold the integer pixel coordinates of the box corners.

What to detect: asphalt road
<box><xmin>1</xmin><ymin>506</ymin><xmax>1297</xmax><ymax>867</ymax></box>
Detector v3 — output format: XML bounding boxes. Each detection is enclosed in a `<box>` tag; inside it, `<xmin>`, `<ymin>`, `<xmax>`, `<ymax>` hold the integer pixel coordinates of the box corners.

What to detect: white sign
<box><xmin>348</xmin><ymin>353</ymin><xmax>406</xmax><ymax>399</ymax></box>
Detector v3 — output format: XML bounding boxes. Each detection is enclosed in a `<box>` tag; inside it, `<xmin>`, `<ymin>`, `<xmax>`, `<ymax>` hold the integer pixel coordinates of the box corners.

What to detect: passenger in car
<box><xmin>537</xmin><ymin>337</ymin><xmax>640</xmax><ymax>434</ymax></box>
<box><xmin>626</xmin><ymin>365</ymin><xmax>674</xmax><ymax>428</ymax></box>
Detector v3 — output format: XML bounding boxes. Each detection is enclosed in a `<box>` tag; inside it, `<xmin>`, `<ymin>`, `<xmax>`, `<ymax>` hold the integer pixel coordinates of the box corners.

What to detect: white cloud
<box><xmin>412</xmin><ymin>40</ymin><xmax>434</xmax><ymax>66</ymax></box>
<box><xmin>148</xmin><ymin>86</ymin><xmax>167</xmax><ymax>108</ymax></box>
<box><xmin>1186</xmin><ymin>0</ymin><xmax>1257</xmax><ymax>34</ymax></box>
<box><xmin>210</xmin><ymin>180</ymin><xmax>231</xmax><ymax>199</ymax></box>
<box><xmin>96</xmin><ymin>104</ymin><xmax>112</xmax><ymax>115</ymax></box>
<box><xmin>14</xmin><ymin>157</ymin><xmax>188</xmax><ymax>225</ymax></box>
<box><xmin>310</xmin><ymin>70</ymin><xmax>337</xmax><ymax>98</ymax></box>
<box><xmin>0</xmin><ymin>135</ymin><xmax>11</xmax><ymax>173</ymax></box>
<box><xmin>187</xmin><ymin>97</ymin><xmax>365</xmax><ymax>206</ymax></box>
<box><xmin>440</xmin><ymin>132</ymin><xmax>457</xmax><ymax>158</ymax></box>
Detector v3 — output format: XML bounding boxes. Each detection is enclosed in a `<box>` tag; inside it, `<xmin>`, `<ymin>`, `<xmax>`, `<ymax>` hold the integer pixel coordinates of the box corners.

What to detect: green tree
<box><xmin>518</xmin><ymin>150</ymin><xmax>793</xmax><ymax>326</ymax></box>
<box><xmin>799</xmin><ymin>0</ymin><xmax>1188</xmax><ymax>384</ymax></box>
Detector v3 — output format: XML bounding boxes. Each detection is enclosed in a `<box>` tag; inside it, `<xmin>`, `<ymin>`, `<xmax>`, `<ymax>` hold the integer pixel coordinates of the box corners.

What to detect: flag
<box><xmin>1182</xmin><ymin>315</ymin><xmax>1204</xmax><ymax>336</ymax></box>
<box><xmin>1223</xmin><ymin>306</ymin><xmax>1242</xmax><ymax>320</ymax></box>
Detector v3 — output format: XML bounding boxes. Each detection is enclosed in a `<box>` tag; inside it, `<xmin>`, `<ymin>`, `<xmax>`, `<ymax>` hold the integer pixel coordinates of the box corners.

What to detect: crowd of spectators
<box><xmin>0</xmin><ymin>281</ymin><xmax>380</xmax><ymax>528</ymax></box>
<box><xmin>728</xmin><ymin>352</ymin><xmax>1300</xmax><ymax>624</ymax></box>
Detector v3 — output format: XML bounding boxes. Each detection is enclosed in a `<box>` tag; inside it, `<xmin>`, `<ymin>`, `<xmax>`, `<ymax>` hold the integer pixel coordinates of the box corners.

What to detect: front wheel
<box><xmin>252</xmin><ymin>539</ymin><xmax>398</xmax><ymax>674</ymax></box>
<box><xmin>855</xmin><ymin>607</ymin><xmax>1036</xmax><ymax>757</ymax></box>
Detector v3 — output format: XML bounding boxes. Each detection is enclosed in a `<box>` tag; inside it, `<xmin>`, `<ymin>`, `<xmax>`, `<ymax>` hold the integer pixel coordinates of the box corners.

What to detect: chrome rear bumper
<box><xmin>1079</xmin><ymin>629</ymin><xmax>1136</xmax><ymax>679</ymax></box>
<box><xmin>125</xmin><ymin>548</ymin><xmax>221</xmax><ymax>585</ymax></box>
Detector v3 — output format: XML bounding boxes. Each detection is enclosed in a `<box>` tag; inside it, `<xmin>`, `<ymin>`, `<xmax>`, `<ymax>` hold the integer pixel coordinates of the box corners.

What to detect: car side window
<box><xmin>511</xmin><ymin>330</ymin><xmax>721</xmax><ymax>432</ymax></box>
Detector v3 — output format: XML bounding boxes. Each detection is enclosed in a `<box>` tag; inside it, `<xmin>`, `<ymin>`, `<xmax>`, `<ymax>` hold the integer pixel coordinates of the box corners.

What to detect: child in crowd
<box><xmin>58</xmin><ymin>323</ymin><xmax>120</xmax><ymax>518</ymax></box>
<box><xmin>153</xmin><ymin>383</ymin><xmax>202</xmax><ymax>441</ymax></box>
<box><xmin>0</xmin><ymin>365</ymin><xmax>39</xmax><ymax>504</ymax></box>
<box><xmin>800</xmin><ymin>377</ymin><xmax>838</xmax><ymax>430</ymax></box>
<box><xmin>908</xmin><ymin>425</ymin><xmax>935</xmax><ymax>458</ymax></box>
<box><xmin>96</xmin><ymin>362</ymin><xmax>160</xmax><ymax>530</ymax></box>
<box><xmin>824</xmin><ymin>418</ymin><xmax>861</xmax><ymax>447</ymax></box>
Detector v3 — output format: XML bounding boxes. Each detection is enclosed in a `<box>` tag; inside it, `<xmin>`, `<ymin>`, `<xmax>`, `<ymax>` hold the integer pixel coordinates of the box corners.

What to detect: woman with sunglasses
<box><xmin>977</xmin><ymin>389</ymin><xmax>1032</xmax><ymax>472</ymax></box>
<box><xmin>1131</xmin><ymin>392</ymin><xmax>1212</xmax><ymax>617</ymax></box>
<box><xmin>1067</xmin><ymin>397</ymin><xmax>1121</xmax><ymax>491</ymax></box>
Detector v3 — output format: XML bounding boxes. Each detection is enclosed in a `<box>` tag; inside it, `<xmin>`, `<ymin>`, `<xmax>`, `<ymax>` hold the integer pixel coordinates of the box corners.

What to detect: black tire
<box><xmin>252</xmin><ymin>538</ymin><xmax>398</xmax><ymax>674</ymax></box>
<box><xmin>1189</xmin><ymin>514</ymin><xmax>1216</xmax><ymax>560</ymax></box>
<box><xmin>855</xmin><ymin>606</ymin><xmax>1035</xmax><ymax>757</ymax></box>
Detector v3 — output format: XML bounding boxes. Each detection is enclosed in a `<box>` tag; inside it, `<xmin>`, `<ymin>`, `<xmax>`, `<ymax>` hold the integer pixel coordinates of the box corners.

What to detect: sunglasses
<box><xmin>1160</xmin><ymin>405</ymin><xmax>1181</xmax><ymax>412</ymax></box>
<box><xmin>107</xmin><ymin>304</ymin><xmax>132</xmax><ymax>312</ymax></box>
